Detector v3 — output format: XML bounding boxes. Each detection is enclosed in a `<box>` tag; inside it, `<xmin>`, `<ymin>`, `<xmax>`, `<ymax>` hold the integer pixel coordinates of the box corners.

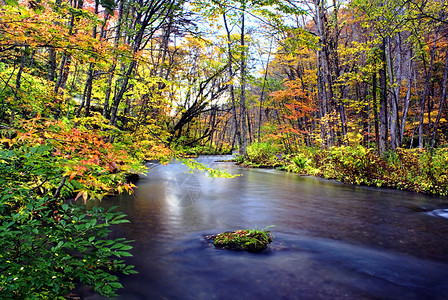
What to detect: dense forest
<box><xmin>1</xmin><ymin>0</ymin><xmax>447</xmax><ymax>297</ymax></box>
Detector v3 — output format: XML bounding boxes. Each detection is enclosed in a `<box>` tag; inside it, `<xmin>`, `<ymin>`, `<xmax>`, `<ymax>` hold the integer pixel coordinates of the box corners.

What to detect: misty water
<box><xmin>82</xmin><ymin>156</ymin><xmax>448</xmax><ymax>299</ymax></box>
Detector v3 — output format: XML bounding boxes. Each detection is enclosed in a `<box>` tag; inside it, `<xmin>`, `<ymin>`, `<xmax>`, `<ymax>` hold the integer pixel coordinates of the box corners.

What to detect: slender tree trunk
<box><xmin>316</xmin><ymin>50</ymin><xmax>327</xmax><ymax>149</ymax></box>
<box><xmin>257</xmin><ymin>36</ymin><xmax>273</xmax><ymax>143</ymax></box>
<box><xmin>239</xmin><ymin>6</ymin><xmax>247</xmax><ymax>156</ymax></box>
<box><xmin>315</xmin><ymin>0</ymin><xmax>334</xmax><ymax>146</ymax></box>
<box><xmin>103</xmin><ymin>0</ymin><xmax>125</xmax><ymax>118</ymax></box>
<box><xmin>386</xmin><ymin>35</ymin><xmax>399</xmax><ymax>150</ymax></box>
<box><xmin>123</xmin><ymin>84</ymin><xmax>134</xmax><ymax>129</ymax></box>
<box><xmin>338</xmin><ymin>100</ymin><xmax>347</xmax><ymax>145</ymax></box>
<box><xmin>48</xmin><ymin>49</ymin><xmax>57</xmax><ymax>82</ymax></box>
<box><xmin>110</xmin><ymin>60</ymin><xmax>137</xmax><ymax>126</ymax></box>
<box><xmin>76</xmin><ymin>64</ymin><xmax>94</xmax><ymax>118</ymax></box>
<box><xmin>419</xmin><ymin>31</ymin><xmax>439</xmax><ymax>149</ymax></box>
<box><xmin>109</xmin><ymin>0</ymin><xmax>173</xmax><ymax>126</ymax></box>
<box><xmin>332</xmin><ymin>0</ymin><xmax>347</xmax><ymax>146</ymax></box>
<box><xmin>247</xmin><ymin>111</ymin><xmax>252</xmax><ymax>144</ymax></box>
<box><xmin>157</xmin><ymin>13</ymin><xmax>174</xmax><ymax>89</ymax></box>
<box><xmin>400</xmin><ymin>54</ymin><xmax>413</xmax><ymax>145</ymax></box>
<box><xmin>53</xmin><ymin>0</ymin><xmax>80</xmax><ymax>119</ymax></box>
<box><xmin>81</xmin><ymin>0</ymin><xmax>101</xmax><ymax>118</ymax></box>
<box><xmin>47</xmin><ymin>0</ymin><xmax>62</xmax><ymax>83</ymax></box>
<box><xmin>379</xmin><ymin>39</ymin><xmax>388</xmax><ymax>154</ymax></box>
<box><xmin>11</xmin><ymin>47</ymin><xmax>28</xmax><ymax>124</ymax></box>
<box><xmin>372</xmin><ymin>72</ymin><xmax>380</xmax><ymax>152</ymax></box>
<box><xmin>430</xmin><ymin>47</ymin><xmax>448</xmax><ymax>149</ymax></box>
<box><xmin>223</xmin><ymin>12</ymin><xmax>240</xmax><ymax>150</ymax></box>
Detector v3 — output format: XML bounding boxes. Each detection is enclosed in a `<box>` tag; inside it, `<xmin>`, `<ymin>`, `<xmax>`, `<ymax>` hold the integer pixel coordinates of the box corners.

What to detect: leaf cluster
<box><xmin>0</xmin><ymin>143</ymin><xmax>138</xmax><ymax>298</ymax></box>
<box><xmin>0</xmin><ymin>112</ymin><xmax>150</xmax><ymax>297</ymax></box>
<box><xmin>0</xmin><ymin>199</ymin><xmax>136</xmax><ymax>298</ymax></box>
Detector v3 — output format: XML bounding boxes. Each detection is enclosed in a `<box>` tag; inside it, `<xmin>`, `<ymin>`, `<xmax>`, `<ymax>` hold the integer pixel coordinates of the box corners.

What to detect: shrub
<box><xmin>280</xmin><ymin>146</ymin><xmax>448</xmax><ymax>196</ymax></box>
<box><xmin>0</xmin><ymin>117</ymin><xmax>142</xmax><ymax>298</ymax></box>
<box><xmin>245</xmin><ymin>142</ymin><xmax>279</xmax><ymax>166</ymax></box>
<box><xmin>0</xmin><ymin>202</ymin><xmax>136</xmax><ymax>298</ymax></box>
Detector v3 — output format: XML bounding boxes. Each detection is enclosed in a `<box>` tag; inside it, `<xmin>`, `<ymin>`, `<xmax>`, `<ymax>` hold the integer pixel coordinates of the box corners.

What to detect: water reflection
<box><xmin>83</xmin><ymin>156</ymin><xmax>448</xmax><ymax>299</ymax></box>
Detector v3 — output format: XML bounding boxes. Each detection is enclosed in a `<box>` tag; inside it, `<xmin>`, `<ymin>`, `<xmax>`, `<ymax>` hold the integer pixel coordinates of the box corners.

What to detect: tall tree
<box><xmin>109</xmin><ymin>0</ymin><xmax>176</xmax><ymax>126</ymax></box>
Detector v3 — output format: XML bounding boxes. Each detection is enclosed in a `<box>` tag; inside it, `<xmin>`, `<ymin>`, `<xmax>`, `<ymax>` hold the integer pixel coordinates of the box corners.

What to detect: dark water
<box><xmin>82</xmin><ymin>156</ymin><xmax>448</xmax><ymax>300</ymax></box>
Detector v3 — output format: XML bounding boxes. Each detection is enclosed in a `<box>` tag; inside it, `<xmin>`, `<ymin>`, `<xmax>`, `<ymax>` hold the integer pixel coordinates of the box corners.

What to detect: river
<box><xmin>81</xmin><ymin>155</ymin><xmax>448</xmax><ymax>300</ymax></box>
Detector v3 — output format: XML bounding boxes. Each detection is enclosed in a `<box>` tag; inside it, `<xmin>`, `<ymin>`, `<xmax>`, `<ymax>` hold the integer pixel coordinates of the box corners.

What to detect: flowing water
<box><xmin>81</xmin><ymin>156</ymin><xmax>448</xmax><ymax>300</ymax></box>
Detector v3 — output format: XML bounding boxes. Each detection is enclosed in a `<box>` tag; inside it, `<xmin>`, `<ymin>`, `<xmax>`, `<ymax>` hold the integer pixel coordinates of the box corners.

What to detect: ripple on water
<box><xmin>426</xmin><ymin>209</ymin><xmax>448</xmax><ymax>219</ymax></box>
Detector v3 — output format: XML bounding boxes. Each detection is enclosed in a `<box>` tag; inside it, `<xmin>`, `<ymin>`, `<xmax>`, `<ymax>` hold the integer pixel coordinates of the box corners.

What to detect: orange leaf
<box><xmin>69</xmin><ymin>172</ymin><xmax>76</xmax><ymax>182</ymax></box>
<box><xmin>75</xmin><ymin>191</ymin><xmax>84</xmax><ymax>201</ymax></box>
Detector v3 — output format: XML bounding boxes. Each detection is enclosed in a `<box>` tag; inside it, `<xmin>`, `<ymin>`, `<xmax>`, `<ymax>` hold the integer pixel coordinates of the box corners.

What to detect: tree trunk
<box><xmin>76</xmin><ymin>64</ymin><xmax>94</xmax><ymax>118</ymax></box>
<box><xmin>400</xmin><ymin>53</ymin><xmax>413</xmax><ymax>145</ymax></box>
<box><xmin>314</xmin><ymin>0</ymin><xmax>334</xmax><ymax>146</ymax></box>
<box><xmin>316</xmin><ymin>49</ymin><xmax>327</xmax><ymax>149</ymax></box>
<box><xmin>11</xmin><ymin>47</ymin><xmax>28</xmax><ymax>124</ymax></box>
<box><xmin>53</xmin><ymin>0</ymin><xmax>80</xmax><ymax>119</ymax></box>
<box><xmin>47</xmin><ymin>49</ymin><xmax>57</xmax><ymax>82</ymax></box>
<box><xmin>418</xmin><ymin>31</ymin><xmax>439</xmax><ymax>149</ymax></box>
<box><xmin>239</xmin><ymin>6</ymin><xmax>247</xmax><ymax>156</ymax></box>
<box><xmin>386</xmin><ymin>35</ymin><xmax>399</xmax><ymax>150</ymax></box>
<box><xmin>223</xmin><ymin>11</ymin><xmax>240</xmax><ymax>150</ymax></box>
<box><xmin>379</xmin><ymin>39</ymin><xmax>388</xmax><ymax>154</ymax></box>
<box><xmin>430</xmin><ymin>47</ymin><xmax>448</xmax><ymax>149</ymax></box>
<box><xmin>103</xmin><ymin>0</ymin><xmax>125</xmax><ymax>119</ymax></box>
<box><xmin>372</xmin><ymin>71</ymin><xmax>380</xmax><ymax>152</ymax></box>
<box><xmin>109</xmin><ymin>0</ymin><xmax>174</xmax><ymax>126</ymax></box>
<box><xmin>81</xmin><ymin>0</ymin><xmax>100</xmax><ymax>118</ymax></box>
<box><xmin>257</xmin><ymin>37</ymin><xmax>273</xmax><ymax>143</ymax></box>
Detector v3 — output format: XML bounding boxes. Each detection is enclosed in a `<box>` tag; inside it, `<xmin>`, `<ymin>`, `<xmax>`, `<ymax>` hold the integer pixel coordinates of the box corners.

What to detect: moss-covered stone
<box><xmin>206</xmin><ymin>228</ymin><xmax>273</xmax><ymax>252</ymax></box>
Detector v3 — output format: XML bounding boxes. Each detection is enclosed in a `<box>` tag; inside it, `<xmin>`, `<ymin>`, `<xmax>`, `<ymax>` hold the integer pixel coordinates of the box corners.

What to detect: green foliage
<box><xmin>0</xmin><ymin>62</ymin><xmax>54</xmax><ymax>120</ymax></box>
<box><xmin>175</xmin><ymin>142</ymin><xmax>233</xmax><ymax>156</ymax></box>
<box><xmin>281</xmin><ymin>146</ymin><xmax>448</xmax><ymax>196</ymax></box>
<box><xmin>0</xmin><ymin>118</ymin><xmax>141</xmax><ymax>298</ymax></box>
<box><xmin>181</xmin><ymin>158</ymin><xmax>237</xmax><ymax>178</ymax></box>
<box><xmin>209</xmin><ymin>227</ymin><xmax>273</xmax><ymax>252</ymax></box>
<box><xmin>0</xmin><ymin>202</ymin><xmax>136</xmax><ymax>298</ymax></box>
<box><xmin>235</xmin><ymin>154</ymin><xmax>245</xmax><ymax>164</ymax></box>
<box><xmin>243</xmin><ymin>142</ymin><xmax>280</xmax><ymax>167</ymax></box>
<box><xmin>285</xmin><ymin>153</ymin><xmax>310</xmax><ymax>173</ymax></box>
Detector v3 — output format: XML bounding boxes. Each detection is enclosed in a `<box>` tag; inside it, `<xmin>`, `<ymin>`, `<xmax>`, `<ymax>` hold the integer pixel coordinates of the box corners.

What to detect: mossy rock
<box><xmin>206</xmin><ymin>229</ymin><xmax>273</xmax><ymax>252</ymax></box>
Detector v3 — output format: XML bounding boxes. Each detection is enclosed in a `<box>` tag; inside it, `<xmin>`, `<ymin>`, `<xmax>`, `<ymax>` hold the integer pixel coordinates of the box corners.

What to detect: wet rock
<box><xmin>206</xmin><ymin>229</ymin><xmax>273</xmax><ymax>252</ymax></box>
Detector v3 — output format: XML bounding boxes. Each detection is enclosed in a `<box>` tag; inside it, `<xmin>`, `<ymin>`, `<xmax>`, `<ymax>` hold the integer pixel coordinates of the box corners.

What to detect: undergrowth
<box><xmin>244</xmin><ymin>145</ymin><xmax>448</xmax><ymax>196</ymax></box>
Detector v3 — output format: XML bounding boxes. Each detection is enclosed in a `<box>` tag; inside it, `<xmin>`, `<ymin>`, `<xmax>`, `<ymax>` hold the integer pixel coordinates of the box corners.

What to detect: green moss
<box><xmin>207</xmin><ymin>228</ymin><xmax>273</xmax><ymax>252</ymax></box>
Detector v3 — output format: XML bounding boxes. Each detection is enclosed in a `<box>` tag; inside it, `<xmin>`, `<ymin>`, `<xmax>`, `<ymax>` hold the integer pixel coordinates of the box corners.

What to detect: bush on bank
<box><xmin>0</xmin><ymin>115</ymin><xmax>159</xmax><ymax>298</ymax></box>
<box><xmin>239</xmin><ymin>142</ymin><xmax>280</xmax><ymax>167</ymax></box>
<box><xmin>242</xmin><ymin>144</ymin><xmax>448</xmax><ymax>196</ymax></box>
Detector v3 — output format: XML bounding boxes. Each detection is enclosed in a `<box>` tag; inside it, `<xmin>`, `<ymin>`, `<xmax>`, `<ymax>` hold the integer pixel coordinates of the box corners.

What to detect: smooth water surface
<box><xmin>83</xmin><ymin>156</ymin><xmax>448</xmax><ymax>300</ymax></box>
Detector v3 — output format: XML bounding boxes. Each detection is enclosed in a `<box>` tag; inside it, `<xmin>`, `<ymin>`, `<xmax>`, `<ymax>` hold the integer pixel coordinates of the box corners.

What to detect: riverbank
<box><xmin>239</xmin><ymin>144</ymin><xmax>448</xmax><ymax>197</ymax></box>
